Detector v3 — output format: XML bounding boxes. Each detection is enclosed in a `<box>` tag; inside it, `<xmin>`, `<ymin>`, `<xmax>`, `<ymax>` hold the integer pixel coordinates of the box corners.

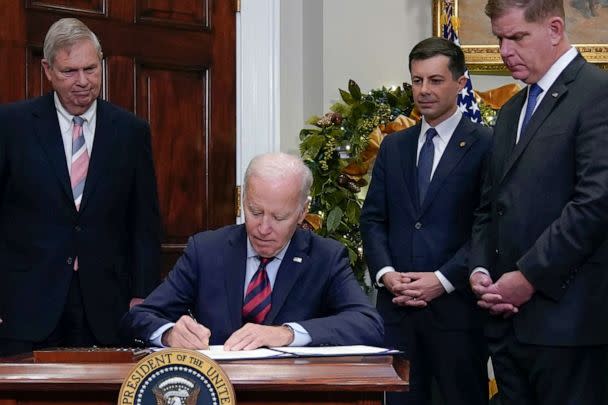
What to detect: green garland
<box><xmin>299</xmin><ymin>79</ymin><xmax>497</xmax><ymax>288</ymax></box>
<box><xmin>299</xmin><ymin>80</ymin><xmax>414</xmax><ymax>288</ymax></box>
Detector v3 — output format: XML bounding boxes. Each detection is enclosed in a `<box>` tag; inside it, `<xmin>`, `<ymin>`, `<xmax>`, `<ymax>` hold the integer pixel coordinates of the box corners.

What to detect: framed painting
<box><xmin>432</xmin><ymin>0</ymin><xmax>608</xmax><ymax>73</ymax></box>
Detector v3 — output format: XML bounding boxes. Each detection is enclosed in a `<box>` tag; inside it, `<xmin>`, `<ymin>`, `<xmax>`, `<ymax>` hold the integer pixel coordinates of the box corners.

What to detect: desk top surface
<box><xmin>0</xmin><ymin>352</ymin><xmax>409</xmax><ymax>392</ymax></box>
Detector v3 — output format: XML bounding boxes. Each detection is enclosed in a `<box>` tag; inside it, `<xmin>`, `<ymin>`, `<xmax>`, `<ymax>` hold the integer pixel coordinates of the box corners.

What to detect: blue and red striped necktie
<box><xmin>242</xmin><ymin>256</ymin><xmax>274</xmax><ymax>324</ymax></box>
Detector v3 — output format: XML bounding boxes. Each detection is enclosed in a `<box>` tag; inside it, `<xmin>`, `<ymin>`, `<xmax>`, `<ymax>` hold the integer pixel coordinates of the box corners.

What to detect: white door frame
<box><xmin>236</xmin><ymin>0</ymin><xmax>281</xmax><ymax>222</ymax></box>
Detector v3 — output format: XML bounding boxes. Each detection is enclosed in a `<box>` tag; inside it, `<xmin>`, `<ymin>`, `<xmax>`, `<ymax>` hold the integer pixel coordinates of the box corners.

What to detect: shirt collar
<box><xmin>535</xmin><ymin>46</ymin><xmax>578</xmax><ymax>93</ymax></box>
<box><xmin>54</xmin><ymin>91</ymin><xmax>97</xmax><ymax>125</ymax></box>
<box><xmin>246</xmin><ymin>236</ymin><xmax>291</xmax><ymax>261</ymax></box>
<box><xmin>419</xmin><ymin>109</ymin><xmax>462</xmax><ymax>143</ymax></box>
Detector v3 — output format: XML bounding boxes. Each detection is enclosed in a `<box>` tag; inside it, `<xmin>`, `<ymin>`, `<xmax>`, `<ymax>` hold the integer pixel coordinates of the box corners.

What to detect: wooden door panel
<box><xmin>137</xmin><ymin>0</ymin><xmax>209</xmax><ymax>28</ymax></box>
<box><xmin>27</xmin><ymin>0</ymin><xmax>106</xmax><ymax>15</ymax></box>
<box><xmin>26</xmin><ymin>49</ymin><xmax>54</xmax><ymax>99</ymax></box>
<box><xmin>136</xmin><ymin>65</ymin><xmax>209</xmax><ymax>241</ymax></box>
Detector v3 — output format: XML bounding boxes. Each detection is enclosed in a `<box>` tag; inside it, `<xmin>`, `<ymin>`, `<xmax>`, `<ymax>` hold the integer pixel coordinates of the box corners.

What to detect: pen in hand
<box><xmin>185</xmin><ymin>308</ymin><xmax>211</xmax><ymax>349</ymax></box>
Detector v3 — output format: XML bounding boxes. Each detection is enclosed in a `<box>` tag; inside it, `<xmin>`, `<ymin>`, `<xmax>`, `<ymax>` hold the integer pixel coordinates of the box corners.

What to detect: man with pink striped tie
<box><xmin>0</xmin><ymin>18</ymin><xmax>161</xmax><ymax>356</ymax></box>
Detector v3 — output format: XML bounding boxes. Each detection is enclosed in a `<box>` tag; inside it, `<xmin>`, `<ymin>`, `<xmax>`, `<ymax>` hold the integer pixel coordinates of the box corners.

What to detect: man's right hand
<box><xmin>469</xmin><ymin>271</ymin><xmax>493</xmax><ymax>298</ymax></box>
<box><xmin>382</xmin><ymin>272</ymin><xmax>411</xmax><ymax>297</ymax></box>
<box><xmin>161</xmin><ymin>315</ymin><xmax>211</xmax><ymax>349</ymax></box>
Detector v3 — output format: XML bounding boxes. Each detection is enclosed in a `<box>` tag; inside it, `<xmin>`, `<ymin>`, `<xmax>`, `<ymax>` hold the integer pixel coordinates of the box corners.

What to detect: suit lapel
<box><xmin>32</xmin><ymin>94</ymin><xmax>74</xmax><ymax>206</ymax></box>
<box><xmin>399</xmin><ymin>125</ymin><xmax>422</xmax><ymax>214</ymax></box>
<box><xmin>79</xmin><ymin>100</ymin><xmax>115</xmax><ymax>213</ymax></box>
<box><xmin>499</xmin><ymin>56</ymin><xmax>585</xmax><ymax>184</ymax></box>
<box><xmin>265</xmin><ymin>229</ymin><xmax>309</xmax><ymax>324</ymax></box>
<box><xmin>420</xmin><ymin>117</ymin><xmax>478</xmax><ymax>214</ymax></box>
<box><xmin>224</xmin><ymin>226</ymin><xmax>248</xmax><ymax>331</ymax></box>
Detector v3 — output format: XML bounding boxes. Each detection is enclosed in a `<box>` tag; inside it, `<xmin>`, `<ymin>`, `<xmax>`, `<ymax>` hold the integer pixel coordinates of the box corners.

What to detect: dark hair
<box><xmin>408</xmin><ymin>37</ymin><xmax>466</xmax><ymax>80</ymax></box>
<box><xmin>485</xmin><ymin>0</ymin><xmax>565</xmax><ymax>22</ymax></box>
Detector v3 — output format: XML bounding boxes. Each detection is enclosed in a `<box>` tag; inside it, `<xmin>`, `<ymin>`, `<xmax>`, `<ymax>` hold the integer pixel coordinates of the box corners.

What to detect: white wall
<box><xmin>279</xmin><ymin>0</ymin><xmax>517</xmax><ymax>154</ymax></box>
<box><xmin>322</xmin><ymin>0</ymin><xmax>429</xmax><ymax>110</ymax></box>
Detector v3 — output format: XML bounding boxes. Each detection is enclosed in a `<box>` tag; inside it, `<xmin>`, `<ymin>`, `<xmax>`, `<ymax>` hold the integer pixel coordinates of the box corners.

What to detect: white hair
<box><xmin>243</xmin><ymin>152</ymin><xmax>312</xmax><ymax>208</ymax></box>
<box><xmin>43</xmin><ymin>18</ymin><xmax>102</xmax><ymax>67</ymax></box>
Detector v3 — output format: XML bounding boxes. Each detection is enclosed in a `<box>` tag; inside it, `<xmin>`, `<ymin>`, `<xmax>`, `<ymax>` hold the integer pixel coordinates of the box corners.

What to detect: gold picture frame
<box><xmin>432</xmin><ymin>0</ymin><xmax>608</xmax><ymax>74</ymax></box>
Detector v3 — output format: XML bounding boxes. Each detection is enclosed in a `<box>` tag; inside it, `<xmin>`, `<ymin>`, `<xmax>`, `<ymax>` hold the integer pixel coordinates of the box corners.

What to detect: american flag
<box><xmin>442</xmin><ymin>0</ymin><xmax>482</xmax><ymax>123</ymax></box>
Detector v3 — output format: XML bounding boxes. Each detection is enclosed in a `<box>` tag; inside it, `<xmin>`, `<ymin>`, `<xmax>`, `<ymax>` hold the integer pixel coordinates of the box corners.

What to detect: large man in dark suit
<box><xmin>0</xmin><ymin>18</ymin><xmax>161</xmax><ymax>356</ymax></box>
<box><xmin>360</xmin><ymin>37</ymin><xmax>491</xmax><ymax>405</ymax></box>
<box><xmin>470</xmin><ymin>1</ymin><xmax>608</xmax><ymax>404</ymax></box>
<box><xmin>121</xmin><ymin>153</ymin><xmax>383</xmax><ymax>349</ymax></box>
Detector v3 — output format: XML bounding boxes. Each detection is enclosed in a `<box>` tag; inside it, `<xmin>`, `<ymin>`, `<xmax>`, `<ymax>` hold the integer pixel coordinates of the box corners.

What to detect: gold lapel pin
<box><xmin>459</xmin><ymin>141</ymin><xmax>466</xmax><ymax>147</ymax></box>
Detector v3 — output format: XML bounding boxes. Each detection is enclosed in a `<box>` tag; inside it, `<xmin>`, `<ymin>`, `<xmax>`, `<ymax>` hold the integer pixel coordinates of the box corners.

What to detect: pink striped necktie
<box><xmin>70</xmin><ymin>116</ymin><xmax>89</xmax><ymax>211</ymax></box>
<box><xmin>242</xmin><ymin>256</ymin><xmax>274</xmax><ymax>324</ymax></box>
<box><xmin>70</xmin><ymin>116</ymin><xmax>89</xmax><ymax>270</ymax></box>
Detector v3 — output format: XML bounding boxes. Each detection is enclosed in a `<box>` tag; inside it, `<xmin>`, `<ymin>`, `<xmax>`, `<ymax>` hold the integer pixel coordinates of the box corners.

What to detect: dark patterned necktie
<box><xmin>417</xmin><ymin>127</ymin><xmax>437</xmax><ymax>205</ymax></box>
<box><xmin>242</xmin><ymin>256</ymin><xmax>274</xmax><ymax>324</ymax></box>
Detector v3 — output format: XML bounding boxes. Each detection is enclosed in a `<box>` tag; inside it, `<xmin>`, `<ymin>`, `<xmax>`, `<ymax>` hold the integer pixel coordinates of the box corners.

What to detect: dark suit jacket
<box><xmin>0</xmin><ymin>93</ymin><xmax>161</xmax><ymax>344</ymax></box>
<box><xmin>360</xmin><ymin>117</ymin><xmax>492</xmax><ymax>330</ymax></box>
<box><xmin>470</xmin><ymin>55</ymin><xmax>608</xmax><ymax>345</ymax></box>
<box><xmin>121</xmin><ymin>225</ymin><xmax>384</xmax><ymax>346</ymax></box>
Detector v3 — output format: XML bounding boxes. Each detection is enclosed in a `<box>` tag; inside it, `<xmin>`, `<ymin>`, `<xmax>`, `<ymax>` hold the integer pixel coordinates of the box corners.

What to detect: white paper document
<box><xmin>197</xmin><ymin>345</ymin><xmax>294</xmax><ymax>360</ymax></box>
<box><xmin>270</xmin><ymin>345</ymin><xmax>399</xmax><ymax>357</ymax></box>
<box><xmin>151</xmin><ymin>345</ymin><xmax>397</xmax><ymax>360</ymax></box>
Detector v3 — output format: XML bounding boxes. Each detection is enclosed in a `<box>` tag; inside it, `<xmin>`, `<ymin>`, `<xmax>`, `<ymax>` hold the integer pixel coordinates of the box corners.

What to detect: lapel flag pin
<box><xmin>293</xmin><ymin>257</ymin><xmax>302</xmax><ymax>263</ymax></box>
<box><xmin>459</xmin><ymin>141</ymin><xmax>466</xmax><ymax>147</ymax></box>
<box><xmin>552</xmin><ymin>92</ymin><xmax>558</xmax><ymax>98</ymax></box>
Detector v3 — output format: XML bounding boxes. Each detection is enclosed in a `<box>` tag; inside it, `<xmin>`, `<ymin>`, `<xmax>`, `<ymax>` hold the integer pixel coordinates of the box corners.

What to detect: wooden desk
<box><xmin>0</xmin><ymin>353</ymin><xmax>408</xmax><ymax>404</ymax></box>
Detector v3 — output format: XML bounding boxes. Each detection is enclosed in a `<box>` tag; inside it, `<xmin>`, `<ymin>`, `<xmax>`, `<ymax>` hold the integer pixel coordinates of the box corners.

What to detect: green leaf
<box><xmin>362</xmin><ymin>102</ymin><xmax>377</xmax><ymax>115</ymax></box>
<box><xmin>330</xmin><ymin>102</ymin><xmax>350</xmax><ymax>116</ymax></box>
<box><xmin>300</xmin><ymin>134</ymin><xmax>326</xmax><ymax>159</ymax></box>
<box><xmin>339</xmin><ymin>89</ymin><xmax>354</xmax><ymax>105</ymax></box>
<box><xmin>348</xmin><ymin>79</ymin><xmax>362</xmax><ymax>101</ymax></box>
<box><xmin>386</xmin><ymin>92</ymin><xmax>398</xmax><ymax>107</ymax></box>
<box><xmin>305</xmin><ymin>115</ymin><xmax>321</xmax><ymax>125</ymax></box>
<box><xmin>326</xmin><ymin>206</ymin><xmax>344</xmax><ymax>232</ymax></box>
<box><xmin>346</xmin><ymin>200</ymin><xmax>361</xmax><ymax>223</ymax></box>
<box><xmin>347</xmin><ymin>247</ymin><xmax>358</xmax><ymax>265</ymax></box>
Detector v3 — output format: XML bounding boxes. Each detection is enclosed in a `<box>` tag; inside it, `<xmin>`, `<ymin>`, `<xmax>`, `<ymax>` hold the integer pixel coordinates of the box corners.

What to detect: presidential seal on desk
<box><xmin>118</xmin><ymin>349</ymin><xmax>235</xmax><ymax>405</ymax></box>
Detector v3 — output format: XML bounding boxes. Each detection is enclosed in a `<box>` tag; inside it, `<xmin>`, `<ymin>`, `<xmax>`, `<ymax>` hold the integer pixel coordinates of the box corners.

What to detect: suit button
<box><xmin>414</xmin><ymin>222</ymin><xmax>422</xmax><ymax>230</ymax></box>
<box><xmin>75</xmin><ymin>225</ymin><xmax>82</xmax><ymax>232</ymax></box>
<box><xmin>497</xmin><ymin>210</ymin><xmax>504</xmax><ymax>216</ymax></box>
<box><xmin>67</xmin><ymin>257</ymin><xmax>74</xmax><ymax>265</ymax></box>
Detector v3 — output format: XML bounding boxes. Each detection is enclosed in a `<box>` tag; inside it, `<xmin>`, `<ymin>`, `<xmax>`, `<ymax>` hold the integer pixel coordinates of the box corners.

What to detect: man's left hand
<box><xmin>392</xmin><ymin>272</ymin><xmax>445</xmax><ymax>307</ymax></box>
<box><xmin>479</xmin><ymin>271</ymin><xmax>535</xmax><ymax>315</ymax></box>
<box><xmin>129</xmin><ymin>298</ymin><xmax>144</xmax><ymax>308</ymax></box>
<box><xmin>224</xmin><ymin>323</ymin><xmax>294</xmax><ymax>351</ymax></box>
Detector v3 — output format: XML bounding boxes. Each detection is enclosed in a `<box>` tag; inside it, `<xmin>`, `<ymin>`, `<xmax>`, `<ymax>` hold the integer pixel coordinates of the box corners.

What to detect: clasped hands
<box><xmin>469</xmin><ymin>270</ymin><xmax>535</xmax><ymax>317</ymax></box>
<box><xmin>383</xmin><ymin>271</ymin><xmax>445</xmax><ymax>307</ymax></box>
<box><xmin>161</xmin><ymin>315</ymin><xmax>294</xmax><ymax>351</ymax></box>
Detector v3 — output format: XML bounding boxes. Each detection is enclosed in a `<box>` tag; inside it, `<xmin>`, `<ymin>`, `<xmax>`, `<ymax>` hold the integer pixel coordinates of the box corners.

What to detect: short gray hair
<box><xmin>243</xmin><ymin>152</ymin><xmax>312</xmax><ymax>208</ymax></box>
<box><xmin>43</xmin><ymin>18</ymin><xmax>102</xmax><ymax>67</ymax></box>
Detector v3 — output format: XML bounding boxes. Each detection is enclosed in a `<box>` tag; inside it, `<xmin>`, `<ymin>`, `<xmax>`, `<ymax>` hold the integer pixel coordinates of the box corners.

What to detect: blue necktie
<box><xmin>418</xmin><ymin>128</ymin><xmax>437</xmax><ymax>206</ymax></box>
<box><xmin>520</xmin><ymin>84</ymin><xmax>543</xmax><ymax>140</ymax></box>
